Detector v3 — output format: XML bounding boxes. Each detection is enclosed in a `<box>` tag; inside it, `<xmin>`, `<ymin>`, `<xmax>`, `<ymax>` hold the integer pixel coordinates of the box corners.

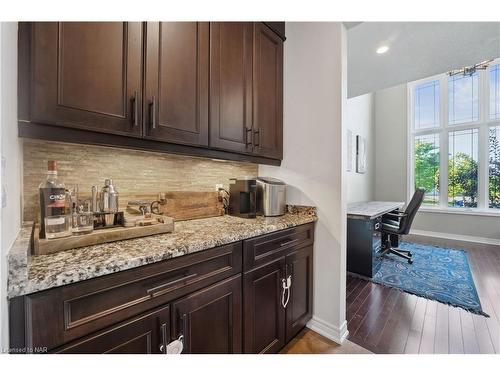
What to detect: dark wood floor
<box><xmin>346</xmin><ymin>235</ymin><xmax>500</xmax><ymax>354</ymax></box>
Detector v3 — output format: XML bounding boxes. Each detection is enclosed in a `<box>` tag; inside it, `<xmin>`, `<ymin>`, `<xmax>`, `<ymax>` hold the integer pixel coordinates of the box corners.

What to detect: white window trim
<box><xmin>407</xmin><ymin>59</ymin><xmax>500</xmax><ymax>216</ymax></box>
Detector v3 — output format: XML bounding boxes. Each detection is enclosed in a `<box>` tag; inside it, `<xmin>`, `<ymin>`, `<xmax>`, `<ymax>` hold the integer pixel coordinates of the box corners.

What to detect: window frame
<box><xmin>407</xmin><ymin>58</ymin><xmax>500</xmax><ymax>216</ymax></box>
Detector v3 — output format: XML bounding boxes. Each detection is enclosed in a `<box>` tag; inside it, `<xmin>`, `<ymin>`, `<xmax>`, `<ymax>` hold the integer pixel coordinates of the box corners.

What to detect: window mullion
<box><xmin>407</xmin><ymin>84</ymin><xmax>414</xmax><ymax>203</ymax></box>
<box><xmin>478</xmin><ymin>126</ymin><xmax>488</xmax><ymax>210</ymax></box>
<box><xmin>478</xmin><ymin>70</ymin><xmax>488</xmax><ymax>210</ymax></box>
<box><xmin>439</xmin><ymin>75</ymin><xmax>448</xmax><ymax>208</ymax></box>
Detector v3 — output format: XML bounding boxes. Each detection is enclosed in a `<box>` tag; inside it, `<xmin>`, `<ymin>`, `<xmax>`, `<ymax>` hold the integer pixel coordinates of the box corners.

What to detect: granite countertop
<box><xmin>347</xmin><ymin>201</ymin><xmax>404</xmax><ymax>219</ymax></box>
<box><xmin>7</xmin><ymin>206</ymin><xmax>317</xmax><ymax>299</ymax></box>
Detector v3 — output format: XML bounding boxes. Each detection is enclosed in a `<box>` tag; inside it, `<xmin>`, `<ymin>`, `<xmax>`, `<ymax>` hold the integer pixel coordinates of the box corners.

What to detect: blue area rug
<box><xmin>372</xmin><ymin>242</ymin><xmax>488</xmax><ymax>316</ymax></box>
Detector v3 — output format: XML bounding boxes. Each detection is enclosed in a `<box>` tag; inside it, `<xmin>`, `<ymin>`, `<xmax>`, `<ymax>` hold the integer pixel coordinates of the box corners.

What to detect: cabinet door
<box><xmin>285</xmin><ymin>246</ymin><xmax>313</xmax><ymax>342</ymax></box>
<box><xmin>54</xmin><ymin>305</ymin><xmax>170</xmax><ymax>354</ymax></box>
<box><xmin>171</xmin><ymin>275</ymin><xmax>242</xmax><ymax>354</ymax></box>
<box><xmin>31</xmin><ymin>22</ymin><xmax>143</xmax><ymax>137</ymax></box>
<box><xmin>252</xmin><ymin>23</ymin><xmax>284</xmax><ymax>159</ymax></box>
<box><xmin>209</xmin><ymin>22</ymin><xmax>253</xmax><ymax>154</ymax></box>
<box><xmin>243</xmin><ymin>257</ymin><xmax>286</xmax><ymax>353</ymax></box>
<box><xmin>144</xmin><ymin>22</ymin><xmax>209</xmax><ymax>146</ymax></box>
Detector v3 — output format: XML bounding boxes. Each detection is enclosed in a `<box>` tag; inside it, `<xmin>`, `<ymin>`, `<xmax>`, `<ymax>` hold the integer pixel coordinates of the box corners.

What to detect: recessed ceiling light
<box><xmin>376</xmin><ymin>45</ymin><xmax>389</xmax><ymax>54</ymax></box>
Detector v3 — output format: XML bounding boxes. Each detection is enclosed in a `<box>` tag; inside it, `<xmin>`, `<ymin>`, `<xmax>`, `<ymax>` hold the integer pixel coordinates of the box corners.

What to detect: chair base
<box><xmin>380</xmin><ymin>240</ymin><xmax>413</xmax><ymax>264</ymax></box>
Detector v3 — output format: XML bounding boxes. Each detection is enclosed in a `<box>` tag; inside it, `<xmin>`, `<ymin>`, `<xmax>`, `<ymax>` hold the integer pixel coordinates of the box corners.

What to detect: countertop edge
<box><xmin>8</xmin><ymin>208</ymin><xmax>317</xmax><ymax>299</ymax></box>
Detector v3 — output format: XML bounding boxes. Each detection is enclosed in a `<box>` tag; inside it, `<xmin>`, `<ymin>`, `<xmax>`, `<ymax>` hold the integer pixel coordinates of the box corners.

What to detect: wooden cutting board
<box><xmin>162</xmin><ymin>191</ymin><xmax>224</xmax><ymax>221</ymax></box>
<box><xmin>127</xmin><ymin>191</ymin><xmax>224</xmax><ymax>221</ymax></box>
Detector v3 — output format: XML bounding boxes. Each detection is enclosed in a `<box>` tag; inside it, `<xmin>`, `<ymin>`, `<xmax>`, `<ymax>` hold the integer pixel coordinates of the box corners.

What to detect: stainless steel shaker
<box><xmin>100</xmin><ymin>179</ymin><xmax>119</xmax><ymax>226</ymax></box>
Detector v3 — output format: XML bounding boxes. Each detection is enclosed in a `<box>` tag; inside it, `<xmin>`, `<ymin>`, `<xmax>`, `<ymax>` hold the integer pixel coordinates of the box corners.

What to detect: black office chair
<box><xmin>379</xmin><ymin>188</ymin><xmax>425</xmax><ymax>264</ymax></box>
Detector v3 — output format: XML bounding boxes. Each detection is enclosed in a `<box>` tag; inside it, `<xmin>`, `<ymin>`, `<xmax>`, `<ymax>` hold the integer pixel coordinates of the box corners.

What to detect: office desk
<box><xmin>347</xmin><ymin>201</ymin><xmax>404</xmax><ymax>278</ymax></box>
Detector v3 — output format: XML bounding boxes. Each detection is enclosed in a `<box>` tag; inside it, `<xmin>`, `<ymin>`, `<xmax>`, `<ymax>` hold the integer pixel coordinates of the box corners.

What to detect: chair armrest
<box><xmin>385</xmin><ymin>212</ymin><xmax>407</xmax><ymax>218</ymax></box>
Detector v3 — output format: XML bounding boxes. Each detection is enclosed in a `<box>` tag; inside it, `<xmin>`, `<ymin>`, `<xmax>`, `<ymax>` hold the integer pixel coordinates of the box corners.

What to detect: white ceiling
<box><xmin>343</xmin><ymin>22</ymin><xmax>362</xmax><ymax>30</ymax></box>
<box><xmin>347</xmin><ymin>22</ymin><xmax>500</xmax><ymax>98</ymax></box>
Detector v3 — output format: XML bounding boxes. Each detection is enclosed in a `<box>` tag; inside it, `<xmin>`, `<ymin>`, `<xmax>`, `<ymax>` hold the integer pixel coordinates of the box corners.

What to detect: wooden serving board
<box><xmin>127</xmin><ymin>191</ymin><xmax>224</xmax><ymax>221</ymax></box>
<box><xmin>32</xmin><ymin>216</ymin><xmax>174</xmax><ymax>256</ymax></box>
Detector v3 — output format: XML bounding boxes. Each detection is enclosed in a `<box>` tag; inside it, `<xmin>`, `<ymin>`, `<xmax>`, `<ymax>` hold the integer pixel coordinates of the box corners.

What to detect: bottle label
<box><xmin>46</xmin><ymin>193</ymin><xmax>66</xmax><ymax>208</ymax></box>
<box><xmin>46</xmin><ymin>216</ymin><xmax>66</xmax><ymax>225</ymax></box>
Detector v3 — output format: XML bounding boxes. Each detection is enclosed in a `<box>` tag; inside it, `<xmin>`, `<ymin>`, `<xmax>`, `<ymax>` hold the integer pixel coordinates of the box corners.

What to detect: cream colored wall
<box><xmin>345</xmin><ymin>93</ymin><xmax>374</xmax><ymax>203</ymax></box>
<box><xmin>1</xmin><ymin>22</ymin><xmax>22</xmax><ymax>353</ymax></box>
<box><xmin>259</xmin><ymin>22</ymin><xmax>348</xmax><ymax>343</ymax></box>
<box><xmin>22</xmin><ymin>139</ymin><xmax>257</xmax><ymax>221</ymax></box>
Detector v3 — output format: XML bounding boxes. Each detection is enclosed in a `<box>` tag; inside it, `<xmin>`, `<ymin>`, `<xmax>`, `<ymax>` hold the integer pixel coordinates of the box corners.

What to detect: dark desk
<box><xmin>347</xmin><ymin>201</ymin><xmax>404</xmax><ymax>278</ymax></box>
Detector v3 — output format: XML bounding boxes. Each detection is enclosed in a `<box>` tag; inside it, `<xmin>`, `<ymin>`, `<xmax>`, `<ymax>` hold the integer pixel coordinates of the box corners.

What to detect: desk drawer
<box><xmin>243</xmin><ymin>223</ymin><xmax>314</xmax><ymax>271</ymax></box>
<box><xmin>24</xmin><ymin>242</ymin><xmax>242</xmax><ymax>350</ymax></box>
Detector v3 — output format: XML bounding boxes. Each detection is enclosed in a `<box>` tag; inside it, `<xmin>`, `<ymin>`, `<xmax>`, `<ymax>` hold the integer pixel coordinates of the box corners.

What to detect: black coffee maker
<box><xmin>228</xmin><ymin>178</ymin><xmax>257</xmax><ymax>218</ymax></box>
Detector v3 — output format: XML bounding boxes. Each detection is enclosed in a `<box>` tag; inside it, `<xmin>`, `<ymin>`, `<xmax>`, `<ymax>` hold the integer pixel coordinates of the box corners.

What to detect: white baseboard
<box><xmin>409</xmin><ymin>229</ymin><xmax>500</xmax><ymax>246</ymax></box>
<box><xmin>306</xmin><ymin>316</ymin><xmax>349</xmax><ymax>344</ymax></box>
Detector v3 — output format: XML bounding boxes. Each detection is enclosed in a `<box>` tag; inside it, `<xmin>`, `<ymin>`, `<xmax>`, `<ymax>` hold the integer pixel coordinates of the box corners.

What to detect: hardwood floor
<box><xmin>280</xmin><ymin>328</ymin><xmax>372</xmax><ymax>354</ymax></box>
<box><xmin>346</xmin><ymin>235</ymin><xmax>500</xmax><ymax>354</ymax></box>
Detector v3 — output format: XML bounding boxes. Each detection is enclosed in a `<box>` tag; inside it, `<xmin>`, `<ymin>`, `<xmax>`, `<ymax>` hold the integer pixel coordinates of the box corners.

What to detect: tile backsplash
<box><xmin>22</xmin><ymin>139</ymin><xmax>257</xmax><ymax>221</ymax></box>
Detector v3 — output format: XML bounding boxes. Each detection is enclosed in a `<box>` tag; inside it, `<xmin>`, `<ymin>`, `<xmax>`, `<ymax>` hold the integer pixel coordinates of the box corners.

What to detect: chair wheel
<box><xmin>408</xmin><ymin>252</ymin><xmax>412</xmax><ymax>257</ymax></box>
<box><xmin>408</xmin><ymin>259</ymin><xmax>413</xmax><ymax>264</ymax></box>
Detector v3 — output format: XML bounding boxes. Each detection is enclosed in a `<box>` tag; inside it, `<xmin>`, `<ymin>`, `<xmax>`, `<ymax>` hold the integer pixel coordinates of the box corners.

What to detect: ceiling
<box><xmin>343</xmin><ymin>22</ymin><xmax>362</xmax><ymax>30</ymax></box>
<box><xmin>347</xmin><ymin>22</ymin><xmax>500</xmax><ymax>98</ymax></box>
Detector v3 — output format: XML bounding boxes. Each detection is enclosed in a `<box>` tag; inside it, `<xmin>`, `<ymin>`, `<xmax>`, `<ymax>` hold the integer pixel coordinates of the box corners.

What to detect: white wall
<box><xmin>374</xmin><ymin>84</ymin><xmax>500</xmax><ymax>241</ymax></box>
<box><xmin>345</xmin><ymin>93</ymin><xmax>374</xmax><ymax>203</ymax></box>
<box><xmin>259</xmin><ymin>22</ymin><xmax>348</xmax><ymax>343</ymax></box>
<box><xmin>0</xmin><ymin>22</ymin><xmax>21</xmax><ymax>352</ymax></box>
<box><xmin>374</xmin><ymin>85</ymin><xmax>408</xmax><ymax>202</ymax></box>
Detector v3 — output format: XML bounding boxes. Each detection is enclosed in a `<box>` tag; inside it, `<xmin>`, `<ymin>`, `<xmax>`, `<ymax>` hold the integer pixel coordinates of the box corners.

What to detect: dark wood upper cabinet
<box><xmin>54</xmin><ymin>305</ymin><xmax>170</xmax><ymax>354</ymax></box>
<box><xmin>263</xmin><ymin>22</ymin><xmax>286</xmax><ymax>41</ymax></box>
<box><xmin>20</xmin><ymin>22</ymin><xmax>284</xmax><ymax>165</ymax></box>
<box><xmin>253</xmin><ymin>23</ymin><xmax>284</xmax><ymax>159</ymax></box>
<box><xmin>144</xmin><ymin>22</ymin><xmax>209</xmax><ymax>147</ymax></box>
<box><xmin>243</xmin><ymin>257</ymin><xmax>286</xmax><ymax>354</ymax></box>
<box><xmin>30</xmin><ymin>22</ymin><xmax>143</xmax><ymax>137</ymax></box>
<box><xmin>209</xmin><ymin>22</ymin><xmax>253</xmax><ymax>154</ymax></box>
<box><xmin>210</xmin><ymin>22</ymin><xmax>284</xmax><ymax>159</ymax></box>
<box><xmin>285</xmin><ymin>246</ymin><xmax>313</xmax><ymax>342</ymax></box>
<box><xmin>171</xmin><ymin>275</ymin><xmax>242</xmax><ymax>354</ymax></box>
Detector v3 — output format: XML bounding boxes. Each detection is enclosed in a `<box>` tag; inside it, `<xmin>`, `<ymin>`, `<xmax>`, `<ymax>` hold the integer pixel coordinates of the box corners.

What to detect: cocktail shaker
<box><xmin>99</xmin><ymin>179</ymin><xmax>119</xmax><ymax>226</ymax></box>
<box><xmin>99</xmin><ymin>179</ymin><xmax>119</xmax><ymax>213</ymax></box>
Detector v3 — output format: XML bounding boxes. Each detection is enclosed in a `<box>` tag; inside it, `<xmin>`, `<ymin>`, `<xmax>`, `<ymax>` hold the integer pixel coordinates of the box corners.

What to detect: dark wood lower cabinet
<box><xmin>172</xmin><ymin>275</ymin><xmax>242</xmax><ymax>354</ymax></box>
<box><xmin>54</xmin><ymin>305</ymin><xmax>170</xmax><ymax>354</ymax></box>
<box><xmin>243</xmin><ymin>257</ymin><xmax>286</xmax><ymax>354</ymax></box>
<box><xmin>10</xmin><ymin>223</ymin><xmax>314</xmax><ymax>354</ymax></box>
<box><xmin>285</xmin><ymin>246</ymin><xmax>313</xmax><ymax>342</ymax></box>
<box><xmin>241</xmin><ymin>224</ymin><xmax>314</xmax><ymax>353</ymax></box>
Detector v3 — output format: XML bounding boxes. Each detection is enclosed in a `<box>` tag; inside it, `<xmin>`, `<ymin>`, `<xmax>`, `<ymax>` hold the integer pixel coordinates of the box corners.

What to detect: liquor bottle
<box><xmin>38</xmin><ymin>160</ymin><xmax>71</xmax><ymax>239</ymax></box>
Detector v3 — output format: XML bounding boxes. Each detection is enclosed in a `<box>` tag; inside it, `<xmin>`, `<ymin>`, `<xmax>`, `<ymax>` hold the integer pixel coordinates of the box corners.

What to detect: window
<box><xmin>409</xmin><ymin>59</ymin><xmax>500</xmax><ymax>213</ymax></box>
<box><xmin>414</xmin><ymin>134</ymin><xmax>440</xmax><ymax>206</ymax></box>
<box><xmin>448</xmin><ymin>129</ymin><xmax>478</xmax><ymax>208</ymax></box>
<box><xmin>490</xmin><ymin>126</ymin><xmax>500</xmax><ymax>208</ymax></box>
<box><xmin>414</xmin><ymin>80</ymin><xmax>440</xmax><ymax>129</ymax></box>
<box><xmin>490</xmin><ymin>65</ymin><xmax>500</xmax><ymax>120</ymax></box>
<box><xmin>448</xmin><ymin>73</ymin><xmax>479</xmax><ymax>125</ymax></box>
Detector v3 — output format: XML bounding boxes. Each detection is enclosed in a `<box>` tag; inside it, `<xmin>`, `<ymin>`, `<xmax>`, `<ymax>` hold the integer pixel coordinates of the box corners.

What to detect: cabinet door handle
<box><xmin>253</xmin><ymin>129</ymin><xmax>260</xmax><ymax>147</ymax></box>
<box><xmin>159</xmin><ymin>322</ymin><xmax>168</xmax><ymax>354</ymax></box>
<box><xmin>245</xmin><ymin>128</ymin><xmax>252</xmax><ymax>147</ymax></box>
<box><xmin>150</xmin><ymin>96</ymin><xmax>157</xmax><ymax>129</ymax></box>
<box><xmin>131</xmin><ymin>90</ymin><xmax>139</xmax><ymax>127</ymax></box>
<box><xmin>281</xmin><ymin>275</ymin><xmax>292</xmax><ymax>308</ymax></box>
